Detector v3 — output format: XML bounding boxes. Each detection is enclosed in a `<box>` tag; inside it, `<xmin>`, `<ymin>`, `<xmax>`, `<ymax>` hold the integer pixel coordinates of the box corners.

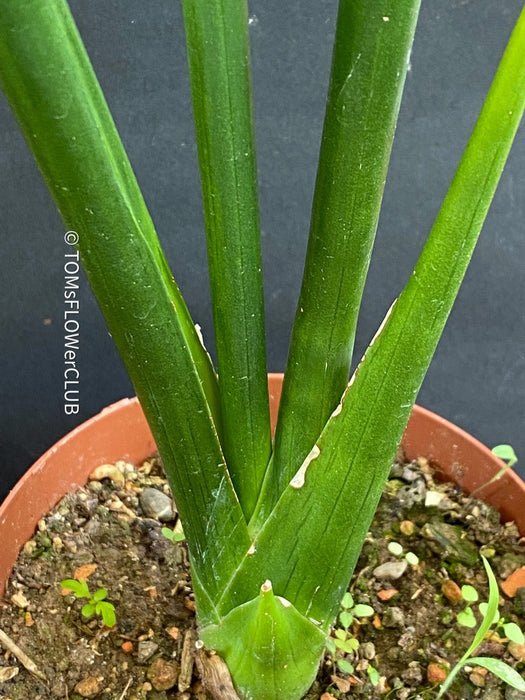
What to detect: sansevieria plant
<box><xmin>0</xmin><ymin>2</ymin><xmax>524</xmax><ymax>698</ymax></box>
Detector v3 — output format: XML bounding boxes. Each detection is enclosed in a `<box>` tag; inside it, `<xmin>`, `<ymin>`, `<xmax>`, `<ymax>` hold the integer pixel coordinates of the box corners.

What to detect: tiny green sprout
<box><xmin>491</xmin><ymin>444</ymin><xmax>518</xmax><ymax>467</ymax></box>
<box><xmin>437</xmin><ymin>556</ymin><xmax>525</xmax><ymax>697</ymax></box>
<box><xmin>502</xmin><ymin>621</ymin><xmax>525</xmax><ymax>644</ymax></box>
<box><xmin>478</xmin><ymin>602</ymin><xmax>525</xmax><ymax>644</ymax></box>
<box><xmin>405</xmin><ymin>551</ymin><xmax>419</xmax><ymax>566</ymax></box>
<box><xmin>61</xmin><ymin>578</ymin><xmax>116</xmax><ymax>628</ymax></box>
<box><xmin>456</xmin><ymin>607</ymin><xmax>476</xmax><ymax>628</ymax></box>
<box><xmin>161</xmin><ymin>523</ymin><xmax>186</xmax><ymax>543</ymax></box>
<box><xmin>456</xmin><ymin>584</ymin><xmax>480</xmax><ymax>628</ymax></box>
<box><xmin>333</xmin><ymin>627</ymin><xmax>360</xmax><ymax>654</ymax></box>
<box><xmin>461</xmin><ymin>585</ymin><xmax>479</xmax><ymax>603</ymax></box>
<box><xmin>478</xmin><ymin>601</ymin><xmax>500</xmax><ymax>626</ymax></box>
<box><xmin>387</xmin><ymin>541</ymin><xmax>419</xmax><ymax>566</ymax></box>
<box><xmin>388</xmin><ymin>541</ymin><xmax>403</xmax><ymax>557</ymax></box>
<box><xmin>472</xmin><ymin>445</ymin><xmax>519</xmax><ymax>496</ymax></box>
<box><xmin>367</xmin><ymin>665</ymin><xmax>380</xmax><ymax>687</ymax></box>
<box><xmin>326</xmin><ymin>591</ymin><xmax>374</xmax><ymax>670</ymax></box>
<box><xmin>338</xmin><ymin>590</ymin><xmax>374</xmax><ymax>629</ymax></box>
<box><xmin>337</xmin><ymin>658</ymin><xmax>354</xmax><ymax>675</ymax></box>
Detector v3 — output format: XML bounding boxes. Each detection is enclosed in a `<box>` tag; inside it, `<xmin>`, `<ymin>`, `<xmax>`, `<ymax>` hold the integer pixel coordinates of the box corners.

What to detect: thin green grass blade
<box><xmin>269</xmin><ymin>0</ymin><xmax>422</xmax><ymax>511</ymax></box>
<box><xmin>458</xmin><ymin>658</ymin><xmax>525</xmax><ymax>692</ymax></box>
<box><xmin>219</xmin><ymin>6</ymin><xmax>525</xmax><ymax>623</ymax></box>
<box><xmin>0</xmin><ymin>0</ymin><xmax>251</xmax><ymax>613</ymax></box>
<box><xmin>182</xmin><ymin>0</ymin><xmax>271</xmax><ymax>520</ymax></box>
<box><xmin>437</xmin><ymin>555</ymin><xmax>503</xmax><ymax>697</ymax></box>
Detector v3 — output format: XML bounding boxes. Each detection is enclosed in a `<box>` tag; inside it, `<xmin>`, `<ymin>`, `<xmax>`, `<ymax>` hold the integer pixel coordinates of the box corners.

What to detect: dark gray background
<box><xmin>1</xmin><ymin>0</ymin><xmax>524</xmax><ymax>501</ymax></box>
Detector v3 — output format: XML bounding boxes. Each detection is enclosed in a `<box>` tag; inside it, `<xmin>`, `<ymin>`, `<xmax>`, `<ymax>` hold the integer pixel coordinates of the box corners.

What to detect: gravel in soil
<box><xmin>0</xmin><ymin>452</ymin><xmax>524</xmax><ymax>699</ymax></box>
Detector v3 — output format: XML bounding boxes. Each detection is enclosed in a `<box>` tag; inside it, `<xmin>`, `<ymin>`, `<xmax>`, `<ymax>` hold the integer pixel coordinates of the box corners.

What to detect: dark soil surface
<box><xmin>1</xmin><ymin>452</ymin><xmax>524</xmax><ymax>699</ymax></box>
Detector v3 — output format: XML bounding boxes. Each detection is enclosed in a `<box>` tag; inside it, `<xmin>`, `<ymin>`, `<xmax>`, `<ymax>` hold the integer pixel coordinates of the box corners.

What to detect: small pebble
<box><xmin>381</xmin><ymin>606</ymin><xmax>404</xmax><ymax>628</ymax></box>
<box><xmin>399</xmin><ymin>520</ymin><xmax>415</xmax><ymax>536</ymax></box>
<box><xmin>147</xmin><ymin>657</ymin><xmax>180</xmax><ymax>691</ymax></box>
<box><xmin>88</xmin><ymin>463</ymin><xmax>125</xmax><ymax>487</ymax></box>
<box><xmin>425</xmin><ymin>490</ymin><xmax>445</xmax><ymax>507</ymax></box>
<box><xmin>401</xmin><ymin>466</ymin><xmax>420</xmax><ymax>482</ymax></box>
<box><xmin>74</xmin><ymin>675</ymin><xmax>104</xmax><ymax>697</ymax></box>
<box><xmin>401</xmin><ymin>661</ymin><xmax>423</xmax><ymax>685</ymax></box>
<box><xmin>508</xmin><ymin>641</ymin><xmax>525</xmax><ymax>663</ymax></box>
<box><xmin>137</xmin><ymin>640</ymin><xmax>159</xmax><ymax>663</ymax></box>
<box><xmin>373</xmin><ymin>560</ymin><xmax>407</xmax><ymax>580</ymax></box>
<box><xmin>396</xmin><ymin>480</ymin><xmax>427</xmax><ymax>507</ymax></box>
<box><xmin>360</xmin><ymin>642</ymin><xmax>376</xmax><ymax>660</ymax></box>
<box><xmin>441</xmin><ymin>579</ymin><xmax>463</xmax><ymax>604</ymax></box>
<box><xmin>501</xmin><ymin>567</ymin><xmax>525</xmax><ymax>597</ymax></box>
<box><xmin>0</xmin><ymin>666</ymin><xmax>19</xmax><ymax>682</ymax></box>
<box><xmin>426</xmin><ymin>662</ymin><xmax>448</xmax><ymax>684</ymax></box>
<box><xmin>140</xmin><ymin>487</ymin><xmax>176</xmax><ymax>522</ymax></box>
<box><xmin>469</xmin><ymin>667</ymin><xmax>487</xmax><ymax>687</ymax></box>
<box><xmin>10</xmin><ymin>591</ymin><xmax>30</xmax><ymax>609</ymax></box>
<box><xmin>23</xmin><ymin>539</ymin><xmax>37</xmax><ymax>555</ymax></box>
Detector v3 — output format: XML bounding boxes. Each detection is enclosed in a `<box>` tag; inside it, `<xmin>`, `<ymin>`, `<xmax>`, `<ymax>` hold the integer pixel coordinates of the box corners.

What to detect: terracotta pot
<box><xmin>1</xmin><ymin>373</ymin><xmax>524</xmax><ymax>598</ymax></box>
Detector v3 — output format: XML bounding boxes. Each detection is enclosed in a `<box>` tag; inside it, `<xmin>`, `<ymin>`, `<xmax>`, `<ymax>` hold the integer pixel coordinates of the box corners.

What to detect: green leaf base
<box><xmin>200</xmin><ymin>580</ymin><xmax>327</xmax><ymax>700</ymax></box>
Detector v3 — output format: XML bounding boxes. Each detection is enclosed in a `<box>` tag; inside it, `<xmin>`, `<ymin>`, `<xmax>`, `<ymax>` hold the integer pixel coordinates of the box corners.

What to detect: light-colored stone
<box><xmin>508</xmin><ymin>641</ymin><xmax>525</xmax><ymax>663</ymax></box>
<box><xmin>0</xmin><ymin>666</ymin><xmax>19</xmax><ymax>682</ymax></box>
<box><xmin>373</xmin><ymin>559</ymin><xmax>407</xmax><ymax>580</ymax></box>
<box><xmin>381</xmin><ymin>606</ymin><xmax>405</xmax><ymax>628</ymax></box>
<box><xmin>88</xmin><ymin>463</ymin><xmax>125</xmax><ymax>486</ymax></box>
<box><xmin>140</xmin><ymin>488</ymin><xmax>176</xmax><ymax>522</ymax></box>
<box><xmin>74</xmin><ymin>675</ymin><xmax>104</xmax><ymax>697</ymax></box>
<box><xmin>137</xmin><ymin>640</ymin><xmax>159</xmax><ymax>663</ymax></box>
<box><xmin>147</xmin><ymin>657</ymin><xmax>179</xmax><ymax>691</ymax></box>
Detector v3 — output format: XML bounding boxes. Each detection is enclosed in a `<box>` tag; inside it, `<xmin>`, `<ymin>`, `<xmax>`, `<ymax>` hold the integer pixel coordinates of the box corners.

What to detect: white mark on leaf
<box><xmin>290</xmin><ymin>444</ymin><xmax>321</xmax><ymax>489</ymax></box>
<box><xmin>277</xmin><ymin>596</ymin><xmax>292</xmax><ymax>608</ymax></box>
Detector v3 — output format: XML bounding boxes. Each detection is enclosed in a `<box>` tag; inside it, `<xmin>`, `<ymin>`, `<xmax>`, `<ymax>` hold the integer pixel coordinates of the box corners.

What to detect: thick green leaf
<box><xmin>216</xmin><ymin>6</ymin><xmax>525</xmax><ymax>625</ymax></box>
<box><xmin>267</xmin><ymin>0</ymin><xmax>422</xmax><ymax>516</ymax></box>
<box><xmin>0</xmin><ymin>0</ymin><xmax>251</xmax><ymax>612</ymax></box>
<box><xmin>200</xmin><ymin>580</ymin><xmax>326</xmax><ymax>700</ymax></box>
<box><xmin>183</xmin><ymin>0</ymin><xmax>271</xmax><ymax>520</ymax></box>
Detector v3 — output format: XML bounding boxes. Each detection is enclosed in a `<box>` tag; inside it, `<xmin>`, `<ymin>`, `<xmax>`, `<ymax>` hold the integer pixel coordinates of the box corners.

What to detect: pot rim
<box><xmin>1</xmin><ymin>374</ymin><xmax>523</xmax><ymax>598</ymax></box>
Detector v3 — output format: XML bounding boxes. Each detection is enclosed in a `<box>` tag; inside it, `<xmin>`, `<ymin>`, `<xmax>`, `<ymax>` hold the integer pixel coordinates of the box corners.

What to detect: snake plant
<box><xmin>0</xmin><ymin>2</ymin><xmax>523</xmax><ymax>698</ymax></box>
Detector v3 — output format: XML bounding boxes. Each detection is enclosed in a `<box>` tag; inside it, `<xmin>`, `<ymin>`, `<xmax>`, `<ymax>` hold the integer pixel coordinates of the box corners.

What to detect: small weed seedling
<box><xmin>61</xmin><ymin>578</ymin><xmax>116</xmax><ymax>629</ymax></box>
<box><xmin>472</xmin><ymin>445</ymin><xmax>519</xmax><ymax>496</ymax></box>
<box><xmin>161</xmin><ymin>521</ymin><xmax>185</xmax><ymax>543</ymax></box>
<box><xmin>478</xmin><ymin>602</ymin><xmax>525</xmax><ymax>644</ymax></box>
<box><xmin>387</xmin><ymin>541</ymin><xmax>419</xmax><ymax>567</ymax></box>
<box><xmin>437</xmin><ymin>556</ymin><xmax>525</xmax><ymax>697</ymax></box>
<box><xmin>456</xmin><ymin>584</ymin><xmax>479</xmax><ymax>628</ymax></box>
<box><xmin>325</xmin><ymin>592</ymin><xmax>376</xmax><ymax>676</ymax></box>
<box><xmin>491</xmin><ymin>444</ymin><xmax>518</xmax><ymax>468</ymax></box>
